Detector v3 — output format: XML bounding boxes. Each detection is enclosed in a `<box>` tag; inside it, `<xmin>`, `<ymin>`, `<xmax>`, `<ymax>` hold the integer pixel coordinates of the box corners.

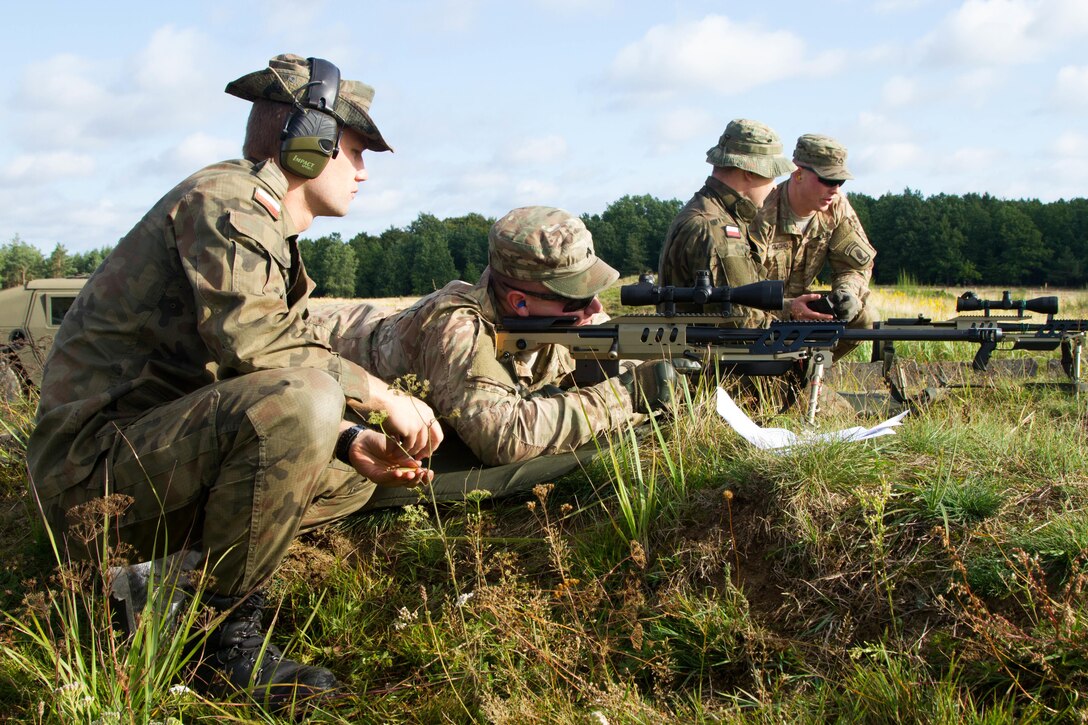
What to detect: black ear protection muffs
<box><xmin>280</xmin><ymin>57</ymin><xmax>343</xmax><ymax>179</ymax></box>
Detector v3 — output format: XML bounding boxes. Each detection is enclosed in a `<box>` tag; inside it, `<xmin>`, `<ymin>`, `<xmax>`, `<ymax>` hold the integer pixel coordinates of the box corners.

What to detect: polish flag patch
<box><xmin>725</xmin><ymin>225</ymin><xmax>741</xmax><ymax>238</ymax></box>
<box><xmin>253</xmin><ymin>187</ymin><xmax>281</xmax><ymax>220</ymax></box>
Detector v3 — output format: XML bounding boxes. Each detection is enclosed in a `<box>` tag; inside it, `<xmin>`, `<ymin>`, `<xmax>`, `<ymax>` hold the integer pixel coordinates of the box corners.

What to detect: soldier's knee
<box><xmin>264</xmin><ymin>369</ymin><xmax>345</xmax><ymax>448</ymax></box>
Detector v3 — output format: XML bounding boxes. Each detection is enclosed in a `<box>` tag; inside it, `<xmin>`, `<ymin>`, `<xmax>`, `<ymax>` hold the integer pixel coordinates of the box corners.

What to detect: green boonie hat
<box><xmin>225</xmin><ymin>53</ymin><xmax>391</xmax><ymax>153</ymax></box>
<box><xmin>489</xmin><ymin>206</ymin><xmax>619</xmax><ymax>298</ymax></box>
<box><xmin>706</xmin><ymin>119</ymin><xmax>795</xmax><ymax>178</ymax></box>
<box><xmin>793</xmin><ymin>133</ymin><xmax>853</xmax><ymax>181</ymax></box>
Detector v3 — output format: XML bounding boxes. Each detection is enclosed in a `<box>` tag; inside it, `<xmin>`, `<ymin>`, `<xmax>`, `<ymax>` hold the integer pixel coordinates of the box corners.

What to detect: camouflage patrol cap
<box><xmin>793</xmin><ymin>134</ymin><xmax>853</xmax><ymax>181</ymax></box>
<box><xmin>489</xmin><ymin>206</ymin><xmax>619</xmax><ymax>298</ymax></box>
<box><xmin>225</xmin><ymin>53</ymin><xmax>391</xmax><ymax>152</ymax></box>
<box><xmin>706</xmin><ymin>119</ymin><xmax>795</xmax><ymax>178</ymax></box>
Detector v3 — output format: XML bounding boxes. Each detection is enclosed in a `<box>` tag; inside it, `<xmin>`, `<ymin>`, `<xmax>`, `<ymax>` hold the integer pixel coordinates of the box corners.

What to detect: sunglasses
<box><xmin>504</xmin><ymin>282</ymin><xmax>596</xmax><ymax>313</ymax></box>
<box><xmin>802</xmin><ymin>166</ymin><xmax>846</xmax><ymax>188</ymax></box>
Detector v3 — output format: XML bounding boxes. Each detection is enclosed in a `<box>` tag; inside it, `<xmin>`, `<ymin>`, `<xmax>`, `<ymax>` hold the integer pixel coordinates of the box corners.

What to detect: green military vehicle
<box><xmin>0</xmin><ymin>277</ymin><xmax>86</xmax><ymax>400</ymax></box>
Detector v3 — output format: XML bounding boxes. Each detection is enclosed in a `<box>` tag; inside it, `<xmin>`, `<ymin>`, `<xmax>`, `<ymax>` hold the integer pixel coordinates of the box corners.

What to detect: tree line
<box><xmin>3</xmin><ymin>190</ymin><xmax>1086</xmax><ymax>295</ymax></box>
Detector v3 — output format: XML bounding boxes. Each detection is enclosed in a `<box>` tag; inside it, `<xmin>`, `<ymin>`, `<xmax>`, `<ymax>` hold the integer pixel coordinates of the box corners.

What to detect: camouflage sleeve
<box><xmin>307</xmin><ymin>302</ymin><xmax>390</xmax><ymax>370</ymax></box>
<box><xmin>173</xmin><ymin>188</ymin><xmax>372</xmax><ymax>403</ymax></box>
<box><xmin>827</xmin><ymin>202</ymin><xmax>875</xmax><ymax>298</ymax></box>
<box><xmin>419</xmin><ymin>310</ymin><xmax>642</xmax><ymax>466</ymax></box>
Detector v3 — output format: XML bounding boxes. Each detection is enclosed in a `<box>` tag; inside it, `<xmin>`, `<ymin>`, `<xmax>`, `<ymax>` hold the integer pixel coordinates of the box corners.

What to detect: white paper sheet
<box><xmin>714</xmin><ymin>387</ymin><xmax>909</xmax><ymax>451</ymax></box>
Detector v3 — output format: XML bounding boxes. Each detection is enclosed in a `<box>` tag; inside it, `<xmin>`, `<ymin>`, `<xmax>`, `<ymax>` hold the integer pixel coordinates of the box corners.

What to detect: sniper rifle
<box><xmin>873</xmin><ymin>290</ymin><xmax>1087</xmax><ymax>394</ymax></box>
<box><xmin>495</xmin><ymin>273</ymin><xmax>1005</xmax><ymax>423</ymax></box>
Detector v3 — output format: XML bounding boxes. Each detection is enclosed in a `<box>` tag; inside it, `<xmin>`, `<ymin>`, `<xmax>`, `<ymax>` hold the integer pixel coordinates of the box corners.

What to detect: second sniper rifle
<box><xmin>494</xmin><ymin>272</ymin><xmax>1005</xmax><ymax>423</ymax></box>
<box><xmin>874</xmin><ymin>290</ymin><xmax>1088</xmax><ymax>393</ymax></box>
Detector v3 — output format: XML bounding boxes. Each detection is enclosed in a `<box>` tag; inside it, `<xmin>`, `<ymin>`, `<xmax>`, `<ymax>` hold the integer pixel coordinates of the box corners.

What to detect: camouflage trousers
<box><xmin>44</xmin><ymin>368</ymin><xmax>374</xmax><ymax>597</ymax></box>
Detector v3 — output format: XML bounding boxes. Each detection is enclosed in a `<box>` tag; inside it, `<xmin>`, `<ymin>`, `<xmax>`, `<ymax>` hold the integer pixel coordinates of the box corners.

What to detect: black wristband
<box><xmin>334</xmin><ymin>424</ymin><xmax>369</xmax><ymax>464</ymax></box>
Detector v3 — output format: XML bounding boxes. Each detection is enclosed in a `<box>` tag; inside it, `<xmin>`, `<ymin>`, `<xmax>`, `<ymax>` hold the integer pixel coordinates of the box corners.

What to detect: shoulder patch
<box><xmin>844</xmin><ymin>241</ymin><xmax>874</xmax><ymax>267</ymax></box>
<box><xmin>253</xmin><ymin>187</ymin><xmax>281</xmax><ymax>220</ymax></box>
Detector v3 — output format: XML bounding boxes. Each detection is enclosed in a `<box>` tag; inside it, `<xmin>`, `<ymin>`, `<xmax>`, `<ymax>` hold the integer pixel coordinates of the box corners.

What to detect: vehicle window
<box><xmin>49</xmin><ymin>296</ymin><xmax>77</xmax><ymax>326</ymax></box>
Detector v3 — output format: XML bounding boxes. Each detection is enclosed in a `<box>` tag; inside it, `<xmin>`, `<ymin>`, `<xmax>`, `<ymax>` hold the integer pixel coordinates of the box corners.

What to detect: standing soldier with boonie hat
<box><xmin>750</xmin><ymin>133</ymin><xmax>878</xmax><ymax>356</ymax></box>
<box><xmin>657</xmin><ymin>118</ymin><xmax>825</xmax><ymax>325</ymax></box>
<box><xmin>27</xmin><ymin>53</ymin><xmax>445</xmax><ymax>712</ymax></box>
<box><xmin>313</xmin><ymin>205</ymin><xmax>684</xmax><ymax>473</ymax></box>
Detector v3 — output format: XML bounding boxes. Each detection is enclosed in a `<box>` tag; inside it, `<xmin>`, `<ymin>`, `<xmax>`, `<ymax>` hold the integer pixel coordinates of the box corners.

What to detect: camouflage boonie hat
<box><xmin>793</xmin><ymin>134</ymin><xmax>853</xmax><ymax>181</ymax></box>
<box><xmin>489</xmin><ymin>206</ymin><xmax>619</xmax><ymax>298</ymax></box>
<box><xmin>706</xmin><ymin>119</ymin><xmax>795</xmax><ymax>178</ymax></box>
<box><xmin>225</xmin><ymin>53</ymin><xmax>391</xmax><ymax>152</ymax></box>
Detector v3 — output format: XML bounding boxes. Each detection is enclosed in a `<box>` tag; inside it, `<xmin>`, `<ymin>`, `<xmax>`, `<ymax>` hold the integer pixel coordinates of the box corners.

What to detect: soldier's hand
<box><xmin>381</xmin><ymin>394</ymin><xmax>444</xmax><ymax>459</ymax></box>
<box><xmin>789</xmin><ymin>293</ymin><xmax>835</xmax><ymax>321</ymax></box>
<box><xmin>619</xmin><ymin>360</ymin><xmax>687</xmax><ymax>414</ymax></box>
<box><xmin>348</xmin><ymin>428</ymin><xmax>433</xmax><ymax>487</ymax></box>
<box><xmin>828</xmin><ymin>289</ymin><xmax>863</xmax><ymax>322</ymax></box>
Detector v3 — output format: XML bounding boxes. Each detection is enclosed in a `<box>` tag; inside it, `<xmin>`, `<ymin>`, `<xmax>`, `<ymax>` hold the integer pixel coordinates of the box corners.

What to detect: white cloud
<box><xmin>652</xmin><ymin>108</ymin><xmax>716</xmax><ymax>150</ymax></box>
<box><xmin>141</xmin><ymin>133</ymin><xmax>239</xmax><ymax>177</ymax></box>
<box><xmin>15</xmin><ymin>26</ymin><xmax>226</xmax><ymax>150</ymax></box>
<box><xmin>881</xmin><ymin>76</ymin><xmax>921</xmax><ymax>108</ymax></box>
<box><xmin>873</xmin><ymin>0</ymin><xmax>939</xmax><ymax>10</ymax></box>
<box><xmin>921</xmin><ymin>0</ymin><xmax>1088</xmax><ymax>68</ymax></box>
<box><xmin>855</xmin><ymin>142</ymin><xmax>924</xmax><ymax>174</ymax></box>
<box><xmin>921</xmin><ymin>0</ymin><xmax>1043</xmax><ymax>65</ymax></box>
<box><xmin>512</xmin><ymin>179</ymin><xmax>561</xmax><ymax>204</ymax></box>
<box><xmin>500</xmin><ymin>135</ymin><xmax>569</xmax><ymax>165</ymax></box>
<box><xmin>458</xmin><ymin>170</ymin><xmax>511</xmax><ymax>191</ymax></box>
<box><xmin>948</xmin><ymin>68</ymin><xmax>1001</xmax><ymax>106</ymax></box>
<box><xmin>1046</xmin><ymin>130</ymin><xmax>1088</xmax><ymax>157</ymax></box>
<box><xmin>855</xmin><ymin>112</ymin><xmax>915</xmax><ymax>144</ymax></box>
<box><xmin>1028</xmin><ymin>0</ymin><xmax>1088</xmax><ymax>42</ymax></box>
<box><xmin>1052</xmin><ymin>65</ymin><xmax>1088</xmax><ymax>108</ymax></box>
<box><xmin>533</xmin><ymin>0</ymin><xmax>615</xmax><ymax>12</ymax></box>
<box><xmin>0</xmin><ymin>152</ymin><xmax>95</xmax><ymax>187</ymax></box>
<box><xmin>607</xmin><ymin>15</ymin><xmax>843</xmax><ymax>98</ymax></box>
<box><xmin>420</xmin><ymin>0</ymin><xmax>483</xmax><ymax>32</ymax></box>
<box><xmin>932</xmin><ymin>146</ymin><xmax>1001</xmax><ymax>174</ymax></box>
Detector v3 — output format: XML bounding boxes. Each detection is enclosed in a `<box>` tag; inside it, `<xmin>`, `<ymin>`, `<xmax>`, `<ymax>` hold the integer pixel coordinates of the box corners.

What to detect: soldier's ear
<box><xmin>505</xmin><ymin>290</ymin><xmax>531</xmax><ymax>316</ymax></box>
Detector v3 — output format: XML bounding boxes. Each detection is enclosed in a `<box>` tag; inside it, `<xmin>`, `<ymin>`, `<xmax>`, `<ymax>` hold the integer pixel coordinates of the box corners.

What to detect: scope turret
<box><xmin>956</xmin><ymin>290</ymin><xmax>1058</xmax><ymax>317</ymax></box>
<box><xmin>621</xmin><ymin>270</ymin><xmax>784</xmax><ymax>316</ymax></box>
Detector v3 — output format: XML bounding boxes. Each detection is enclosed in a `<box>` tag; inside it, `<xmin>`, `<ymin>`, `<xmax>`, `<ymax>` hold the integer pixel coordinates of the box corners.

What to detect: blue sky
<box><xmin>5</xmin><ymin>0</ymin><xmax>1087</xmax><ymax>254</ymax></box>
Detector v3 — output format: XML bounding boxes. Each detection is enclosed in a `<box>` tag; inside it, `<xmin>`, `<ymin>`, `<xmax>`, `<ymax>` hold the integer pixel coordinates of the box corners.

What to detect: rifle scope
<box><xmin>956</xmin><ymin>290</ymin><xmax>1058</xmax><ymax>316</ymax></box>
<box><xmin>621</xmin><ymin>271</ymin><xmax>784</xmax><ymax>315</ymax></box>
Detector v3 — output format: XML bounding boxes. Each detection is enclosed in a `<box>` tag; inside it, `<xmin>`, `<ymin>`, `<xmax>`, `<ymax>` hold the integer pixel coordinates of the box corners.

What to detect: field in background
<box><xmin>2</xmin><ymin>282</ymin><xmax>1087</xmax><ymax>722</ymax></box>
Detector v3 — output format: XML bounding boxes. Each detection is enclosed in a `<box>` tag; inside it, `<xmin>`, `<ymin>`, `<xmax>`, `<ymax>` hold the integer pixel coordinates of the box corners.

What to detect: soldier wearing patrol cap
<box><xmin>658</xmin><ymin>119</ymin><xmax>826</xmax><ymax>325</ymax></box>
<box><xmin>27</xmin><ymin>53</ymin><xmax>445</xmax><ymax>710</ymax></box>
<box><xmin>313</xmin><ymin>206</ymin><xmax>683</xmax><ymax>475</ymax></box>
<box><xmin>750</xmin><ymin>134</ymin><xmax>878</xmax><ymax>350</ymax></box>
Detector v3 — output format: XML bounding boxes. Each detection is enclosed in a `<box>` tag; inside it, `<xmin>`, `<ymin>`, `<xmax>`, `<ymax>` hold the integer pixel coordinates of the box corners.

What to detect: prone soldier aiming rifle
<box><xmin>495</xmin><ymin>272</ymin><xmax>1005</xmax><ymax>424</ymax></box>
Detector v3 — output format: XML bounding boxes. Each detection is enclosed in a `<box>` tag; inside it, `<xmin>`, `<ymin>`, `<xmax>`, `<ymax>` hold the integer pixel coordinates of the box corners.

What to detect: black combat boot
<box><xmin>196</xmin><ymin>590</ymin><xmax>338</xmax><ymax>712</ymax></box>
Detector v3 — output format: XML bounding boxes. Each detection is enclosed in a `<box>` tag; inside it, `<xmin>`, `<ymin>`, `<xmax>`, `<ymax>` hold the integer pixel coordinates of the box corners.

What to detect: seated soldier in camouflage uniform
<box><xmin>657</xmin><ymin>118</ymin><xmax>828</xmax><ymax>326</ymax></box>
<box><xmin>27</xmin><ymin>54</ymin><xmax>443</xmax><ymax>710</ymax></box>
<box><xmin>314</xmin><ymin>206</ymin><xmax>681</xmax><ymax>471</ymax></box>
<box><xmin>750</xmin><ymin>134</ymin><xmax>879</xmax><ymax>358</ymax></box>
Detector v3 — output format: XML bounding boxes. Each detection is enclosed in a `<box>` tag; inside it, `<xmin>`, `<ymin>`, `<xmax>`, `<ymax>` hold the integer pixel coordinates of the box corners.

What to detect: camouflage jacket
<box><xmin>656</xmin><ymin>176</ymin><xmax>770</xmax><ymax>326</ymax></box>
<box><xmin>312</xmin><ymin>270</ymin><xmax>641</xmax><ymax>466</ymax></box>
<box><xmin>750</xmin><ymin>180</ymin><xmax>876</xmax><ymax>305</ymax></box>
<box><xmin>28</xmin><ymin>159</ymin><xmax>374</xmax><ymax>500</ymax></box>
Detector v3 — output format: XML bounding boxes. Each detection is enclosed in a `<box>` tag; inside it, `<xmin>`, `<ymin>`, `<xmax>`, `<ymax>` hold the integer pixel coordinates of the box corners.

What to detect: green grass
<box><xmin>4</xmin><ymin>286</ymin><xmax>1088</xmax><ymax>722</ymax></box>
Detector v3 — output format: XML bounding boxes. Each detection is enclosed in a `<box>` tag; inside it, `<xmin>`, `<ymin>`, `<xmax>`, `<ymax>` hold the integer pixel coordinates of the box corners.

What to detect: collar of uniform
<box><xmin>704</xmin><ymin>176</ymin><xmax>755</xmax><ymax>222</ymax></box>
<box><xmin>252</xmin><ymin>159</ymin><xmax>289</xmax><ymax>199</ymax></box>
<box><xmin>250</xmin><ymin>159</ymin><xmax>297</xmax><ymax>235</ymax></box>
<box><xmin>474</xmin><ymin>268</ymin><xmax>504</xmax><ymax>324</ymax></box>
